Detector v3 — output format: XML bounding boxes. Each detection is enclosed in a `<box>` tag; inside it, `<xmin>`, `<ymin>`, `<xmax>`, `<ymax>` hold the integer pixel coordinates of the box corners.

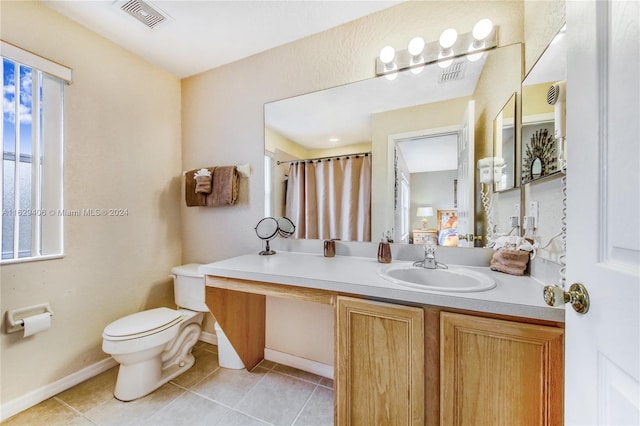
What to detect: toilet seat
<box><xmin>103</xmin><ymin>308</ymin><xmax>183</xmax><ymax>341</ymax></box>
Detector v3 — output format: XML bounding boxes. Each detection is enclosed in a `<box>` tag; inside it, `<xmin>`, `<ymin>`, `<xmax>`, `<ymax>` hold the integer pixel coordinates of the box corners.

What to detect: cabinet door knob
<box><xmin>543</xmin><ymin>283</ymin><xmax>590</xmax><ymax>314</ymax></box>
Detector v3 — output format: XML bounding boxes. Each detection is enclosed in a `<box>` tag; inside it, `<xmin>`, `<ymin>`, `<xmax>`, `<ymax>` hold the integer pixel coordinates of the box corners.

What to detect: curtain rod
<box><xmin>276</xmin><ymin>152</ymin><xmax>371</xmax><ymax>166</ymax></box>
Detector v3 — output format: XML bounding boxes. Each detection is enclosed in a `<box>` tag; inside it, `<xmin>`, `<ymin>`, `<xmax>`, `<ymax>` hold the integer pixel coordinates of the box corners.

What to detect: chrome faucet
<box><xmin>413</xmin><ymin>239</ymin><xmax>448</xmax><ymax>269</ymax></box>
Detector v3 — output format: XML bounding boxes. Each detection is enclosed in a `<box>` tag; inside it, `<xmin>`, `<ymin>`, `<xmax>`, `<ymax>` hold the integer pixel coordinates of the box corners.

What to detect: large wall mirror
<box><xmin>265</xmin><ymin>43</ymin><xmax>521</xmax><ymax>245</ymax></box>
<box><xmin>521</xmin><ymin>25</ymin><xmax>566</xmax><ymax>184</ymax></box>
<box><xmin>520</xmin><ymin>24</ymin><xmax>567</xmax><ymax>264</ymax></box>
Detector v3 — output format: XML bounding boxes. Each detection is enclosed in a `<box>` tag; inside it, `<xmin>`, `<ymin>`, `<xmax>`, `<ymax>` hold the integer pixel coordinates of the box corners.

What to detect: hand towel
<box><xmin>194</xmin><ymin>169</ymin><xmax>213</xmax><ymax>194</ymax></box>
<box><xmin>206</xmin><ymin>166</ymin><xmax>239</xmax><ymax>206</ymax></box>
<box><xmin>490</xmin><ymin>248</ymin><xmax>530</xmax><ymax>276</ymax></box>
<box><xmin>185</xmin><ymin>167</ymin><xmax>215</xmax><ymax>207</ymax></box>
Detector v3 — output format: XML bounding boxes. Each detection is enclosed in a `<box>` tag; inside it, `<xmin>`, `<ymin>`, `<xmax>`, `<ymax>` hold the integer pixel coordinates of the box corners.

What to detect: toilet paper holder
<box><xmin>6</xmin><ymin>303</ymin><xmax>54</xmax><ymax>334</ymax></box>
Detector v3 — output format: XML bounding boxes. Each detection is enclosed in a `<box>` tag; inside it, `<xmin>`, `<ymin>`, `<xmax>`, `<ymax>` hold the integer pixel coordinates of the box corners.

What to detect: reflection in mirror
<box><xmin>265</xmin><ymin>44</ymin><xmax>521</xmax><ymax>244</ymax></box>
<box><xmin>520</xmin><ymin>24</ymin><xmax>567</xmax><ymax>265</ymax></box>
<box><xmin>493</xmin><ymin>93</ymin><xmax>516</xmax><ymax>191</ymax></box>
<box><xmin>521</xmin><ymin>25</ymin><xmax>566</xmax><ymax>184</ymax></box>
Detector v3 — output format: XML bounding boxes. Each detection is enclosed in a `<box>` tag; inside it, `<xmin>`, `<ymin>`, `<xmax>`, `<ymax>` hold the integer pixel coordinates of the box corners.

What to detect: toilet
<box><xmin>102</xmin><ymin>264</ymin><xmax>208</xmax><ymax>401</ymax></box>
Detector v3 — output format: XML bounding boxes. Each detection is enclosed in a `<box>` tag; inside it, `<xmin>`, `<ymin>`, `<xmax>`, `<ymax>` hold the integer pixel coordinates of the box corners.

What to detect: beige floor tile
<box><xmin>273</xmin><ymin>364</ymin><xmax>322</xmax><ymax>384</ymax></box>
<box><xmin>55</xmin><ymin>367</ymin><xmax>119</xmax><ymax>413</ymax></box>
<box><xmin>256</xmin><ymin>359</ymin><xmax>276</xmax><ymax>370</ymax></box>
<box><xmin>235</xmin><ymin>371</ymin><xmax>316</xmax><ymax>426</ymax></box>
<box><xmin>293</xmin><ymin>386</ymin><xmax>334</xmax><ymax>426</ymax></box>
<box><xmin>83</xmin><ymin>382</ymin><xmax>184</xmax><ymax>425</ymax></box>
<box><xmin>192</xmin><ymin>366</ymin><xmax>268</xmax><ymax>407</ymax></box>
<box><xmin>2</xmin><ymin>398</ymin><xmax>92</xmax><ymax>426</ymax></box>
<box><xmin>143</xmin><ymin>391</ymin><xmax>231</xmax><ymax>425</ymax></box>
<box><xmin>195</xmin><ymin>341</ymin><xmax>218</xmax><ymax>354</ymax></box>
<box><xmin>217</xmin><ymin>410</ymin><xmax>271</xmax><ymax>426</ymax></box>
<box><xmin>170</xmin><ymin>347</ymin><xmax>220</xmax><ymax>388</ymax></box>
<box><xmin>318</xmin><ymin>377</ymin><xmax>334</xmax><ymax>389</ymax></box>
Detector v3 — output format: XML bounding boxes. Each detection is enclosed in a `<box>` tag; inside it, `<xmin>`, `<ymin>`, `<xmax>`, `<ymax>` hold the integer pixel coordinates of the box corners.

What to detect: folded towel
<box><xmin>206</xmin><ymin>166</ymin><xmax>239</xmax><ymax>206</ymax></box>
<box><xmin>490</xmin><ymin>249</ymin><xmax>530</xmax><ymax>276</ymax></box>
<box><xmin>185</xmin><ymin>167</ymin><xmax>215</xmax><ymax>207</ymax></box>
<box><xmin>195</xmin><ymin>175</ymin><xmax>212</xmax><ymax>194</ymax></box>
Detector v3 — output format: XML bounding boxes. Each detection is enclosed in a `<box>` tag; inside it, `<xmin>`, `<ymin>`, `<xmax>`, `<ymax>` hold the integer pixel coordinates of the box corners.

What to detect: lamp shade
<box><xmin>417</xmin><ymin>207</ymin><xmax>434</xmax><ymax>217</ymax></box>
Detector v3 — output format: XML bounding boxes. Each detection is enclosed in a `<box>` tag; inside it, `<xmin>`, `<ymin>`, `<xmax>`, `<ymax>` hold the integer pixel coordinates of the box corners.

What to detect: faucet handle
<box><xmin>424</xmin><ymin>238</ymin><xmax>437</xmax><ymax>255</ymax></box>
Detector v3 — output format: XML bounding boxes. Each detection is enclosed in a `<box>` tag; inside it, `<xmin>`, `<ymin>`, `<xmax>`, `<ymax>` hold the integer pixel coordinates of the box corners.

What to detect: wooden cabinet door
<box><xmin>335</xmin><ymin>296</ymin><xmax>424</xmax><ymax>426</ymax></box>
<box><xmin>440</xmin><ymin>312</ymin><xmax>564</xmax><ymax>425</ymax></box>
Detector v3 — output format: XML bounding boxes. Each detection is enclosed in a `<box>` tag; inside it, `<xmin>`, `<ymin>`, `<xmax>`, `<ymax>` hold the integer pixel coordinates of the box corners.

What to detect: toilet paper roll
<box><xmin>23</xmin><ymin>313</ymin><xmax>51</xmax><ymax>337</ymax></box>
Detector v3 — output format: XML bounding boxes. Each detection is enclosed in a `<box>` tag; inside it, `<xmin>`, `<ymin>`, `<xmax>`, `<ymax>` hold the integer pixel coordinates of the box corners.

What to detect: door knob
<box><xmin>543</xmin><ymin>283</ymin><xmax>590</xmax><ymax>314</ymax></box>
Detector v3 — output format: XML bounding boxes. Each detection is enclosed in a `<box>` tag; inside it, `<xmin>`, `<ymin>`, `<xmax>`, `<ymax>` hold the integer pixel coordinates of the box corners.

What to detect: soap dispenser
<box><xmin>377</xmin><ymin>233</ymin><xmax>392</xmax><ymax>263</ymax></box>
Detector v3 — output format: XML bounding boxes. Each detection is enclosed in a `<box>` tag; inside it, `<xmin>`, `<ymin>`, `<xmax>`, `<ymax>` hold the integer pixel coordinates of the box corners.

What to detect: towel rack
<box><xmin>182</xmin><ymin>163</ymin><xmax>251</xmax><ymax>178</ymax></box>
<box><xmin>6</xmin><ymin>303</ymin><xmax>54</xmax><ymax>334</ymax></box>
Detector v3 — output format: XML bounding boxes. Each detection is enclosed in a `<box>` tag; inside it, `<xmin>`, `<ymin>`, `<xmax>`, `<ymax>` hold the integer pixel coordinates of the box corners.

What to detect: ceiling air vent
<box><xmin>118</xmin><ymin>0</ymin><xmax>171</xmax><ymax>29</ymax></box>
<box><xmin>440</xmin><ymin>61</ymin><xmax>466</xmax><ymax>83</ymax></box>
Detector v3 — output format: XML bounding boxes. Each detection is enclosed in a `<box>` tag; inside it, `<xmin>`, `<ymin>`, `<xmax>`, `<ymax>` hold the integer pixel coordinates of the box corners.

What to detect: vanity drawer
<box><xmin>412</xmin><ymin>229</ymin><xmax>437</xmax><ymax>244</ymax></box>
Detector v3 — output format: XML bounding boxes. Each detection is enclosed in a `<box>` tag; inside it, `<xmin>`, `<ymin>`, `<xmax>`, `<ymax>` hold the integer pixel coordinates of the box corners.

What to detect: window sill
<box><xmin>1</xmin><ymin>253</ymin><xmax>65</xmax><ymax>265</ymax></box>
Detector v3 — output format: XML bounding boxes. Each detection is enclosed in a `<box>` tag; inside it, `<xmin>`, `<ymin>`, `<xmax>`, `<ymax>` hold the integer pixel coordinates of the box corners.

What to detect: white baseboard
<box><xmin>264</xmin><ymin>348</ymin><xmax>334</xmax><ymax>380</ymax></box>
<box><xmin>0</xmin><ymin>357</ymin><xmax>118</xmax><ymax>422</ymax></box>
<box><xmin>198</xmin><ymin>330</ymin><xmax>218</xmax><ymax>346</ymax></box>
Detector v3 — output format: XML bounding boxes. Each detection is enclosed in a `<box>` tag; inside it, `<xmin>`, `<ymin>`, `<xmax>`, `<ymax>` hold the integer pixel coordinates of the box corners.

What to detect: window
<box><xmin>2</xmin><ymin>42</ymin><xmax>70</xmax><ymax>263</ymax></box>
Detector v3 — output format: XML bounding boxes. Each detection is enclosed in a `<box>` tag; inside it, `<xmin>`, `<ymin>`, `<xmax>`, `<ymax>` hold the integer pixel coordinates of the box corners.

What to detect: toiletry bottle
<box><xmin>377</xmin><ymin>234</ymin><xmax>392</xmax><ymax>263</ymax></box>
<box><xmin>324</xmin><ymin>239</ymin><xmax>335</xmax><ymax>257</ymax></box>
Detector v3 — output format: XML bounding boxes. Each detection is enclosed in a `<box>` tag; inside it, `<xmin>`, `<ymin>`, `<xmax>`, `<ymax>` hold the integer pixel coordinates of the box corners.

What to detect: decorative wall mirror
<box><xmin>264</xmin><ymin>43</ymin><xmax>522</xmax><ymax>244</ymax></box>
<box><xmin>521</xmin><ymin>25</ymin><xmax>566</xmax><ymax>184</ymax></box>
<box><xmin>493</xmin><ymin>93</ymin><xmax>517</xmax><ymax>191</ymax></box>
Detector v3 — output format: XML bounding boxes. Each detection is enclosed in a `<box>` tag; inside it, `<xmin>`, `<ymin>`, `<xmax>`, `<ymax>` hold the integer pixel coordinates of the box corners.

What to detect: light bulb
<box><xmin>438</xmin><ymin>50</ymin><xmax>454</xmax><ymax>68</ymax></box>
<box><xmin>467</xmin><ymin>42</ymin><xmax>484</xmax><ymax>62</ymax></box>
<box><xmin>379</xmin><ymin>46</ymin><xmax>395</xmax><ymax>64</ymax></box>
<box><xmin>408</xmin><ymin>36</ymin><xmax>425</xmax><ymax>56</ymax></box>
<box><xmin>472</xmin><ymin>19</ymin><xmax>494</xmax><ymax>41</ymax></box>
<box><xmin>439</xmin><ymin>28</ymin><xmax>458</xmax><ymax>49</ymax></box>
<box><xmin>384</xmin><ymin>63</ymin><xmax>398</xmax><ymax>80</ymax></box>
<box><xmin>410</xmin><ymin>64</ymin><xmax>425</xmax><ymax>75</ymax></box>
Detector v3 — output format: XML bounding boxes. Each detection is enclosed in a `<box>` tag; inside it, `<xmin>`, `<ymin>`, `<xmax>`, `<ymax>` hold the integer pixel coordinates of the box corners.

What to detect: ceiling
<box><xmin>41</xmin><ymin>0</ymin><xmax>402</xmax><ymax>79</ymax></box>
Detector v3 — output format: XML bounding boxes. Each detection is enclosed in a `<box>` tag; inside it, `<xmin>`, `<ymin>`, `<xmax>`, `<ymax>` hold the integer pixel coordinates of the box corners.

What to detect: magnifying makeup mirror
<box><xmin>277</xmin><ymin>217</ymin><xmax>296</xmax><ymax>238</ymax></box>
<box><xmin>255</xmin><ymin>217</ymin><xmax>278</xmax><ymax>255</ymax></box>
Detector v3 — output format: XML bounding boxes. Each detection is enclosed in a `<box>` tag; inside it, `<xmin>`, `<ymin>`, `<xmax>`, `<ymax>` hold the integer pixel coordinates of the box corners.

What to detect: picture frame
<box><xmin>437</xmin><ymin>209</ymin><xmax>458</xmax><ymax>246</ymax></box>
<box><xmin>521</xmin><ymin>120</ymin><xmax>559</xmax><ymax>184</ymax></box>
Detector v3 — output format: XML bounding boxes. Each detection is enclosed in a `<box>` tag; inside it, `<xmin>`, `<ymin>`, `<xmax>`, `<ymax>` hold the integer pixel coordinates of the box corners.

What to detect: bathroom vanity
<box><xmin>200</xmin><ymin>252</ymin><xmax>564</xmax><ymax>426</ymax></box>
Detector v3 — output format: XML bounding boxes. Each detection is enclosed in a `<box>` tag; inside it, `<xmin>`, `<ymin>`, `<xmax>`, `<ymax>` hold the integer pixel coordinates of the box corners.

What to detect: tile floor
<box><xmin>3</xmin><ymin>342</ymin><xmax>334</xmax><ymax>426</ymax></box>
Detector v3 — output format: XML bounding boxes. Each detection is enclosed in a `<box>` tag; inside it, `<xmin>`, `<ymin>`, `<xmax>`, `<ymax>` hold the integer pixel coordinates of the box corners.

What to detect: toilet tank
<box><xmin>171</xmin><ymin>264</ymin><xmax>208</xmax><ymax>312</ymax></box>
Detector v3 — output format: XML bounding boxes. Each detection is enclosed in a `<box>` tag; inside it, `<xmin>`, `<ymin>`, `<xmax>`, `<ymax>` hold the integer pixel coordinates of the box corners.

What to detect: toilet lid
<box><xmin>103</xmin><ymin>307</ymin><xmax>183</xmax><ymax>339</ymax></box>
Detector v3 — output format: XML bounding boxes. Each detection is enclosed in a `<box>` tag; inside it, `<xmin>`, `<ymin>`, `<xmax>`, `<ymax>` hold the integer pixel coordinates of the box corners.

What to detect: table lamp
<box><xmin>417</xmin><ymin>207</ymin><xmax>434</xmax><ymax>230</ymax></box>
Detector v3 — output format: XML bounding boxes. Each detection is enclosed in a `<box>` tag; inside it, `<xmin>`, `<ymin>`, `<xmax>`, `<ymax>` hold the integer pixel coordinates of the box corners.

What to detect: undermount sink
<box><xmin>379</xmin><ymin>264</ymin><xmax>496</xmax><ymax>292</ymax></box>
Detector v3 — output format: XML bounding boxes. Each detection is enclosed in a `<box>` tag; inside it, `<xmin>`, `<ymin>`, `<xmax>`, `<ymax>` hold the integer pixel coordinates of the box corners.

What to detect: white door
<box><xmin>565</xmin><ymin>1</ymin><xmax>640</xmax><ymax>424</ymax></box>
<box><xmin>456</xmin><ymin>100</ymin><xmax>475</xmax><ymax>247</ymax></box>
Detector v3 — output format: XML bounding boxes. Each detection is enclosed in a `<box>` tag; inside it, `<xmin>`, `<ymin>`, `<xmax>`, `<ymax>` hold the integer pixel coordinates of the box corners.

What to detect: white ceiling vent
<box><xmin>440</xmin><ymin>61</ymin><xmax>466</xmax><ymax>83</ymax></box>
<box><xmin>117</xmin><ymin>0</ymin><xmax>172</xmax><ymax>29</ymax></box>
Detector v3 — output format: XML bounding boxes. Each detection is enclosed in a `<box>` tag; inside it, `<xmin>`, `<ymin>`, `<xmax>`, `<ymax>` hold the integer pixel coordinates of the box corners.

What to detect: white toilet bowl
<box><xmin>102</xmin><ymin>264</ymin><xmax>207</xmax><ymax>401</ymax></box>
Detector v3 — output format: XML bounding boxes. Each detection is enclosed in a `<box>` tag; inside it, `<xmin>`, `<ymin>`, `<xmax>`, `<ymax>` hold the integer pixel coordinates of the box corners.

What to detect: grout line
<box><xmin>269</xmin><ymin>368</ymin><xmax>324</xmax><ymax>387</ymax></box>
<box><xmin>52</xmin><ymin>397</ymin><xmax>99</xmax><ymax>425</ymax></box>
<box><xmin>289</xmin><ymin>384</ymin><xmax>320</xmax><ymax>426</ymax></box>
<box><xmin>229</xmin><ymin>366</ymin><xmax>274</xmax><ymax>410</ymax></box>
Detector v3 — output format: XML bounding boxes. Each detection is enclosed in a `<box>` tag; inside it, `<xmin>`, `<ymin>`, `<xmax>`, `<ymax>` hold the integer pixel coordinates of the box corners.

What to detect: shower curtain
<box><xmin>285</xmin><ymin>154</ymin><xmax>371</xmax><ymax>242</ymax></box>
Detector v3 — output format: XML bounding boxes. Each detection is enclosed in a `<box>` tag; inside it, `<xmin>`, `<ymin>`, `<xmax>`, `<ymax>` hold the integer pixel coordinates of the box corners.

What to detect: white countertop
<box><xmin>200</xmin><ymin>251</ymin><xmax>564</xmax><ymax>323</ymax></box>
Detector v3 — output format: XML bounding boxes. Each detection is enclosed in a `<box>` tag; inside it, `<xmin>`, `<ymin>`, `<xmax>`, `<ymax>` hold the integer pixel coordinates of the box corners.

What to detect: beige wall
<box><xmin>182</xmin><ymin>1</ymin><xmax>524</xmax><ymax>364</ymax></box>
<box><xmin>0</xmin><ymin>1</ymin><xmax>182</xmax><ymax>405</ymax></box>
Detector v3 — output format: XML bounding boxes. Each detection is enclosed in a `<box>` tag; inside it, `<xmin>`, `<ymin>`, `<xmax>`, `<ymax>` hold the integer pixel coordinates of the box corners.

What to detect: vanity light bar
<box><xmin>375</xmin><ymin>23</ymin><xmax>498</xmax><ymax>77</ymax></box>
